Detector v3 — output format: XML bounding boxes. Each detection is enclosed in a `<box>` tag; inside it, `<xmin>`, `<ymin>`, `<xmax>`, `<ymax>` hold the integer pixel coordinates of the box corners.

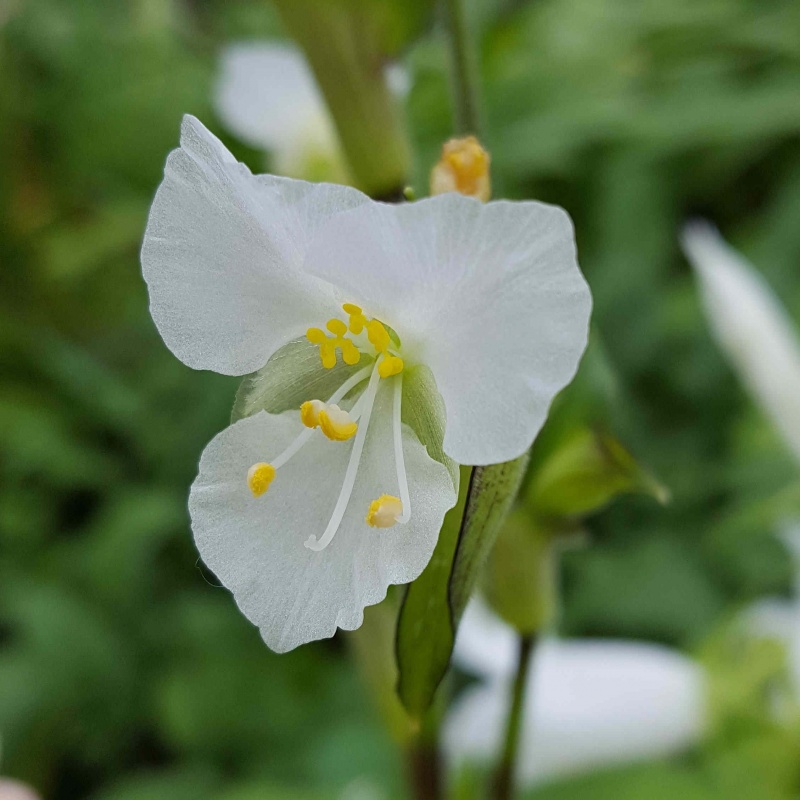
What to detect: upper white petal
<box><xmin>682</xmin><ymin>221</ymin><xmax>800</xmax><ymax>464</ymax></box>
<box><xmin>141</xmin><ymin>115</ymin><xmax>368</xmax><ymax>375</ymax></box>
<box><xmin>444</xmin><ymin>639</ymin><xmax>706</xmax><ymax>787</ymax></box>
<box><xmin>303</xmin><ymin>194</ymin><xmax>592</xmax><ymax>465</ymax></box>
<box><xmin>189</xmin><ymin>381</ymin><xmax>456</xmax><ymax>652</ymax></box>
<box><xmin>213</xmin><ymin>42</ymin><xmax>333</xmax><ymax>155</ymax></box>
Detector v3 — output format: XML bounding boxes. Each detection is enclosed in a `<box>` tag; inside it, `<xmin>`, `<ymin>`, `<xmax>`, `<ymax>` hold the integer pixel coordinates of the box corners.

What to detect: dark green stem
<box><xmin>492</xmin><ymin>635</ymin><xmax>536</xmax><ymax>800</ymax></box>
<box><xmin>407</xmin><ymin>733</ymin><xmax>443</xmax><ymax>800</ymax></box>
<box><xmin>441</xmin><ymin>0</ymin><xmax>483</xmax><ymax>136</ymax></box>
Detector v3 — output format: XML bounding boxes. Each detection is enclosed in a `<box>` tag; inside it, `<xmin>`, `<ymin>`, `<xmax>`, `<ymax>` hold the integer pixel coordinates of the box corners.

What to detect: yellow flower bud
<box><xmin>430</xmin><ymin>136</ymin><xmax>491</xmax><ymax>202</ymax></box>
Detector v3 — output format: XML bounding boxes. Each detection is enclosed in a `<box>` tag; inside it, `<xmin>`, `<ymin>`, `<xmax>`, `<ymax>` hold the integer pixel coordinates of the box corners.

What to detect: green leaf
<box><xmin>526</xmin><ymin>427</ymin><xmax>669</xmax><ymax>519</ymax></box>
<box><xmin>396</xmin><ymin>452</ymin><xmax>529</xmax><ymax>717</ymax></box>
<box><xmin>230</xmin><ymin>338</ymin><xmax>371</xmax><ymax>423</ymax></box>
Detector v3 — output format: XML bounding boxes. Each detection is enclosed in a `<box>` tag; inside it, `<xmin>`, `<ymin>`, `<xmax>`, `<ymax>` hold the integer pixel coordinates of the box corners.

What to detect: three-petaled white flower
<box><xmin>141</xmin><ymin>116</ymin><xmax>591</xmax><ymax>652</ymax></box>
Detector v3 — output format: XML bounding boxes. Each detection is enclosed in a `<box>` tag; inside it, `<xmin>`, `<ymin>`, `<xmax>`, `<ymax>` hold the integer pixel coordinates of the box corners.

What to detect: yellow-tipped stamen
<box><xmin>343</xmin><ymin>303</ymin><xmax>368</xmax><ymax>335</ymax></box>
<box><xmin>300</xmin><ymin>399</ymin><xmax>325</xmax><ymax>428</ymax></box>
<box><xmin>367</xmin><ymin>319</ymin><xmax>391</xmax><ymax>353</ymax></box>
<box><xmin>247</xmin><ymin>462</ymin><xmax>276</xmax><ymax>497</ymax></box>
<box><xmin>430</xmin><ymin>136</ymin><xmax>491</xmax><ymax>202</ymax></box>
<box><xmin>378</xmin><ymin>355</ymin><xmax>404</xmax><ymax>379</ymax></box>
<box><xmin>366</xmin><ymin>495</ymin><xmax>403</xmax><ymax>528</ymax></box>
<box><xmin>318</xmin><ymin>404</ymin><xmax>358</xmax><ymax>442</ymax></box>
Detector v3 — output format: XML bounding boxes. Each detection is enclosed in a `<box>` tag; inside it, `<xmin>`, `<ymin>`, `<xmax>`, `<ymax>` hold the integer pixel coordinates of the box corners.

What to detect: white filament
<box><xmin>393</xmin><ymin>374</ymin><xmax>411</xmax><ymax>524</ymax></box>
<box><xmin>271</xmin><ymin>365</ymin><xmax>371</xmax><ymax>470</ymax></box>
<box><xmin>305</xmin><ymin>362</ymin><xmax>382</xmax><ymax>552</ymax></box>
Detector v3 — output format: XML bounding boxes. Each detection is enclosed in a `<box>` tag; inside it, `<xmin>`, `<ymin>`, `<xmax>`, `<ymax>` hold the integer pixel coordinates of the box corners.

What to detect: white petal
<box><xmin>189</xmin><ymin>382</ymin><xmax>456</xmax><ymax>652</ymax></box>
<box><xmin>453</xmin><ymin>597</ymin><xmax>518</xmax><ymax>680</ymax></box>
<box><xmin>444</xmin><ymin>639</ymin><xmax>706</xmax><ymax>787</ymax></box>
<box><xmin>141</xmin><ymin>115</ymin><xmax>368</xmax><ymax>375</ymax></box>
<box><xmin>303</xmin><ymin>195</ymin><xmax>592</xmax><ymax>465</ymax></box>
<box><xmin>213</xmin><ymin>42</ymin><xmax>332</xmax><ymax>155</ymax></box>
<box><xmin>682</xmin><ymin>221</ymin><xmax>800</xmax><ymax>464</ymax></box>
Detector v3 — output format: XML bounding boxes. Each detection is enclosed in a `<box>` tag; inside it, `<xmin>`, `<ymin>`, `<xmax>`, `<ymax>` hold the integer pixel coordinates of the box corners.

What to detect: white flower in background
<box><xmin>444</xmin><ymin>600</ymin><xmax>706</xmax><ymax>787</ymax></box>
<box><xmin>214</xmin><ymin>41</ymin><xmax>407</xmax><ymax>181</ymax></box>
<box><xmin>141</xmin><ymin>116</ymin><xmax>591</xmax><ymax>652</ymax></box>
<box><xmin>681</xmin><ymin>221</ymin><xmax>800</xmax><ymax>463</ymax></box>
<box><xmin>0</xmin><ymin>782</ymin><xmax>40</xmax><ymax>800</ymax></box>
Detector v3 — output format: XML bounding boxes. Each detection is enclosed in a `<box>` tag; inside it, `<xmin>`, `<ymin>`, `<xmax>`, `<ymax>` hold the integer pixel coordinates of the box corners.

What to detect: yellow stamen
<box><xmin>306</xmin><ymin>327</ymin><xmax>326</xmax><ymax>344</ymax></box>
<box><xmin>342</xmin><ymin>303</ymin><xmax>361</xmax><ymax>315</ymax></box>
<box><xmin>300</xmin><ymin>399</ymin><xmax>325</xmax><ymax>428</ymax></box>
<box><xmin>378</xmin><ymin>355</ymin><xmax>404</xmax><ymax>379</ymax></box>
<box><xmin>326</xmin><ymin>318</ymin><xmax>348</xmax><ymax>336</ymax></box>
<box><xmin>341</xmin><ymin>339</ymin><xmax>361</xmax><ymax>365</ymax></box>
<box><xmin>247</xmin><ymin>462</ymin><xmax>276</xmax><ymax>497</ymax></box>
<box><xmin>343</xmin><ymin>303</ymin><xmax>368</xmax><ymax>335</ymax></box>
<box><xmin>367</xmin><ymin>319</ymin><xmax>391</xmax><ymax>353</ymax></box>
<box><xmin>318</xmin><ymin>404</ymin><xmax>358</xmax><ymax>442</ymax></box>
<box><xmin>366</xmin><ymin>495</ymin><xmax>403</xmax><ymax>528</ymax></box>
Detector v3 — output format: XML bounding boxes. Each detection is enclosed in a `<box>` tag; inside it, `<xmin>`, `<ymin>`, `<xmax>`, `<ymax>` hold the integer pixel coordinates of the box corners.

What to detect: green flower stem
<box><xmin>406</xmin><ymin>709</ymin><xmax>444</xmax><ymax>800</ymax></box>
<box><xmin>492</xmin><ymin>634</ymin><xmax>537</xmax><ymax>800</ymax></box>
<box><xmin>441</xmin><ymin>0</ymin><xmax>483</xmax><ymax>136</ymax></box>
<box><xmin>274</xmin><ymin>0</ymin><xmax>410</xmax><ymax>200</ymax></box>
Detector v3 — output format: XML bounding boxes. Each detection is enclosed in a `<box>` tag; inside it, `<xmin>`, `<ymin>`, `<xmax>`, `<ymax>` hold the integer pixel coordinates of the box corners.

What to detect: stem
<box><xmin>274</xmin><ymin>0</ymin><xmax>410</xmax><ymax>199</ymax></box>
<box><xmin>407</xmin><ymin>732</ymin><xmax>443</xmax><ymax>800</ymax></box>
<box><xmin>441</xmin><ymin>0</ymin><xmax>483</xmax><ymax>136</ymax></box>
<box><xmin>492</xmin><ymin>635</ymin><xmax>536</xmax><ymax>800</ymax></box>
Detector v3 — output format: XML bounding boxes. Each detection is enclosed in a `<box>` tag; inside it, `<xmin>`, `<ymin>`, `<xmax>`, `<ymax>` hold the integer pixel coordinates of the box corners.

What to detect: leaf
<box><xmin>396</xmin><ymin>452</ymin><xmax>529</xmax><ymax>717</ymax></box>
<box><xmin>526</xmin><ymin>427</ymin><xmax>669</xmax><ymax>519</ymax></box>
<box><xmin>230</xmin><ymin>338</ymin><xmax>371</xmax><ymax>423</ymax></box>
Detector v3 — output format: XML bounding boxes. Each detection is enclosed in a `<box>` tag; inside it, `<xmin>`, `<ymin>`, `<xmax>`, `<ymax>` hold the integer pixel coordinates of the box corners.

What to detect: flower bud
<box><xmin>430</xmin><ymin>136</ymin><xmax>491</xmax><ymax>202</ymax></box>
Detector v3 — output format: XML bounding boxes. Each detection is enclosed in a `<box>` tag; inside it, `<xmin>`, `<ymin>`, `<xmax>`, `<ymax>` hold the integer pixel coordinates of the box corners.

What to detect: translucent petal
<box><xmin>444</xmin><ymin>639</ymin><xmax>705</xmax><ymax>787</ymax></box>
<box><xmin>303</xmin><ymin>194</ymin><xmax>592</xmax><ymax>465</ymax></box>
<box><xmin>213</xmin><ymin>42</ymin><xmax>332</xmax><ymax>155</ymax></box>
<box><xmin>682</xmin><ymin>221</ymin><xmax>800</xmax><ymax>463</ymax></box>
<box><xmin>141</xmin><ymin>115</ymin><xmax>368</xmax><ymax>375</ymax></box>
<box><xmin>189</xmin><ymin>381</ymin><xmax>456</xmax><ymax>652</ymax></box>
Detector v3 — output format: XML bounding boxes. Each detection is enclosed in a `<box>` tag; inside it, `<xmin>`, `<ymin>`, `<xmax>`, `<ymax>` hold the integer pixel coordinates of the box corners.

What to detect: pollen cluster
<box><xmin>307</xmin><ymin>304</ymin><xmax>404</xmax><ymax>378</ymax></box>
<box><xmin>301</xmin><ymin>399</ymin><xmax>358</xmax><ymax>441</ymax></box>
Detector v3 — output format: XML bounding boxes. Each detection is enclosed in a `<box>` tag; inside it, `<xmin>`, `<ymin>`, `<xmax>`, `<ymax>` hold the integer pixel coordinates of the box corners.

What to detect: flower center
<box><xmin>245</xmin><ymin>302</ymin><xmax>412</xmax><ymax>553</ymax></box>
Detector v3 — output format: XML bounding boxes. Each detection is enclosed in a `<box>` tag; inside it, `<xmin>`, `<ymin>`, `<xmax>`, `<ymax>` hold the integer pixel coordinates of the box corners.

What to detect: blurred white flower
<box><xmin>443</xmin><ymin>600</ymin><xmax>706</xmax><ymax>787</ymax></box>
<box><xmin>681</xmin><ymin>221</ymin><xmax>800</xmax><ymax>463</ymax></box>
<box><xmin>214</xmin><ymin>41</ymin><xmax>408</xmax><ymax>182</ymax></box>
<box><xmin>141</xmin><ymin>116</ymin><xmax>591</xmax><ymax>652</ymax></box>
<box><xmin>0</xmin><ymin>781</ymin><xmax>40</xmax><ymax>800</ymax></box>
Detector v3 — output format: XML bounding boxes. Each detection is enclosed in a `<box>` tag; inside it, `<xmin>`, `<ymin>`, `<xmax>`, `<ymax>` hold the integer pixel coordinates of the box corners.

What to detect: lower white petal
<box><xmin>444</xmin><ymin>639</ymin><xmax>706</xmax><ymax>787</ymax></box>
<box><xmin>189</xmin><ymin>381</ymin><xmax>456</xmax><ymax>652</ymax></box>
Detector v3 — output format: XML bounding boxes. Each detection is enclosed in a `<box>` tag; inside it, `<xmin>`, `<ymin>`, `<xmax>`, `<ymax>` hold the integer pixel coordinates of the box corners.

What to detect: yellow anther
<box><xmin>326</xmin><ymin>318</ymin><xmax>348</xmax><ymax>337</ymax></box>
<box><xmin>318</xmin><ymin>405</ymin><xmax>358</xmax><ymax>441</ymax></box>
<box><xmin>320</xmin><ymin>340</ymin><xmax>337</xmax><ymax>369</ymax></box>
<box><xmin>378</xmin><ymin>355</ymin><xmax>404</xmax><ymax>379</ymax></box>
<box><xmin>300</xmin><ymin>399</ymin><xmax>325</xmax><ymax>428</ymax></box>
<box><xmin>430</xmin><ymin>136</ymin><xmax>491</xmax><ymax>202</ymax></box>
<box><xmin>367</xmin><ymin>319</ymin><xmax>391</xmax><ymax>353</ymax></box>
<box><xmin>247</xmin><ymin>462</ymin><xmax>276</xmax><ymax>497</ymax></box>
<box><xmin>306</xmin><ymin>327</ymin><xmax>326</xmax><ymax>344</ymax></box>
<box><xmin>366</xmin><ymin>495</ymin><xmax>403</xmax><ymax>528</ymax></box>
<box><xmin>341</xmin><ymin>339</ymin><xmax>361</xmax><ymax>366</ymax></box>
<box><xmin>342</xmin><ymin>303</ymin><xmax>362</xmax><ymax>315</ymax></box>
<box><xmin>342</xmin><ymin>302</ymin><xmax>367</xmax><ymax>334</ymax></box>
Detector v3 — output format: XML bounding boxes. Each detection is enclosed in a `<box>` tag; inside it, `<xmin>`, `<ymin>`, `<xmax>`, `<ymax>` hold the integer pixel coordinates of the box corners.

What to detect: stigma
<box><xmin>366</xmin><ymin>495</ymin><xmax>403</xmax><ymax>528</ymax></box>
<box><xmin>247</xmin><ymin>462</ymin><xmax>276</xmax><ymax>497</ymax></box>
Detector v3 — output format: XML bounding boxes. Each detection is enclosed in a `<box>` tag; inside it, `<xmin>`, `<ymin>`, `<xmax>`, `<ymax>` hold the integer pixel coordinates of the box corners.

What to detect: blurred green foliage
<box><xmin>1</xmin><ymin>0</ymin><xmax>800</xmax><ymax>797</ymax></box>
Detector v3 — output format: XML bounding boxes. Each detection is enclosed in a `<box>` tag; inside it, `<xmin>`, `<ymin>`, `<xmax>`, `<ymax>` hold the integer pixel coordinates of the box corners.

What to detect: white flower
<box><xmin>214</xmin><ymin>41</ymin><xmax>407</xmax><ymax>181</ymax></box>
<box><xmin>681</xmin><ymin>221</ymin><xmax>800</xmax><ymax>463</ymax></box>
<box><xmin>444</xmin><ymin>600</ymin><xmax>706</xmax><ymax>787</ymax></box>
<box><xmin>141</xmin><ymin>116</ymin><xmax>591</xmax><ymax>652</ymax></box>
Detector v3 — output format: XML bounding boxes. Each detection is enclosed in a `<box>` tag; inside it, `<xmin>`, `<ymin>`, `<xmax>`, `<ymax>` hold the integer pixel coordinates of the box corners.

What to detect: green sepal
<box><xmin>401</xmin><ymin>364</ymin><xmax>458</xmax><ymax>490</ymax></box>
<box><xmin>230</xmin><ymin>338</ymin><xmax>372</xmax><ymax>423</ymax></box>
<box><xmin>395</xmin><ymin>452</ymin><xmax>529</xmax><ymax>717</ymax></box>
<box><xmin>526</xmin><ymin>426</ymin><xmax>669</xmax><ymax>519</ymax></box>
